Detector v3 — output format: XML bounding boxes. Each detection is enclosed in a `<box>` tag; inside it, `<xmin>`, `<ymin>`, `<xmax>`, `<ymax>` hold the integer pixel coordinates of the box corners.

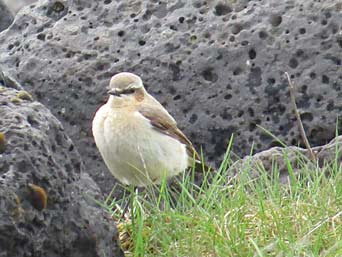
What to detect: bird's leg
<box><xmin>120</xmin><ymin>185</ymin><xmax>137</xmax><ymax>220</ymax></box>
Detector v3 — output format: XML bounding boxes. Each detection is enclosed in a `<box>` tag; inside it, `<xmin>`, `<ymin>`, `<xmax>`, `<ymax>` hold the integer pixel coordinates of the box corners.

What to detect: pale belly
<box><xmin>92</xmin><ymin>105</ymin><xmax>188</xmax><ymax>186</ymax></box>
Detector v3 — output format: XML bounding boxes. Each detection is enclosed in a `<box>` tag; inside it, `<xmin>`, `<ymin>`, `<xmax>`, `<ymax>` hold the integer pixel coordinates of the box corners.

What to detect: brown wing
<box><xmin>138</xmin><ymin>105</ymin><xmax>201</xmax><ymax>162</ymax></box>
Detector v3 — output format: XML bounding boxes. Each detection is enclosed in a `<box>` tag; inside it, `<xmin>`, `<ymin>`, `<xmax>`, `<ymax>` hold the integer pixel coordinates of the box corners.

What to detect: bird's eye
<box><xmin>122</xmin><ymin>88</ymin><xmax>135</xmax><ymax>94</ymax></box>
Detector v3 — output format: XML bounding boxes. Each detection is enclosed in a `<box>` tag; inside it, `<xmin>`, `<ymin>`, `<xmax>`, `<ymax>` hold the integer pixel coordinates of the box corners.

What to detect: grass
<box><xmin>102</xmin><ymin>136</ymin><xmax>342</xmax><ymax>256</ymax></box>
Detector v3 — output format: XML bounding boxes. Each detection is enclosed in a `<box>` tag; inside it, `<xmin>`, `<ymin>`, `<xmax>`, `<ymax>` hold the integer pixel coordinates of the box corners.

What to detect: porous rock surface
<box><xmin>0</xmin><ymin>0</ymin><xmax>14</xmax><ymax>32</ymax></box>
<box><xmin>0</xmin><ymin>74</ymin><xmax>124</xmax><ymax>257</ymax></box>
<box><xmin>0</xmin><ymin>0</ymin><xmax>341</xmax><ymax>193</ymax></box>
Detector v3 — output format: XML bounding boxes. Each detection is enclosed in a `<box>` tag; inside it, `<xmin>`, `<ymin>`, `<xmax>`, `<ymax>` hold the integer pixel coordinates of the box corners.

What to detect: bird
<box><xmin>92</xmin><ymin>72</ymin><xmax>210</xmax><ymax>187</ymax></box>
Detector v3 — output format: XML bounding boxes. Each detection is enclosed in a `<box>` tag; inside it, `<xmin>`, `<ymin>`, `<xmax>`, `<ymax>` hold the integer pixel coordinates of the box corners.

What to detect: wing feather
<box><xmin>138</xmin><ymin>105</ymin><xmax>201</xmax><ymax>162</ymax></box>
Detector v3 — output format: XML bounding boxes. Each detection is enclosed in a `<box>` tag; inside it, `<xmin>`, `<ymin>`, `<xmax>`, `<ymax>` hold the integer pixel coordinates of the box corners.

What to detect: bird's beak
<box><xmin>108</xmin><ymin>88</ymin><xmax>121</xmax><ymax>96</ymax></box>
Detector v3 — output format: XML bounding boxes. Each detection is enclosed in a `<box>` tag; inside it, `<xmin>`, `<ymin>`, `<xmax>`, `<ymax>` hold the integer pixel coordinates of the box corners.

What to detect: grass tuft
<box><xmin>103</xmin><ymin>136</ymin><xmax>342</xmax><ymax>256</ymax></box>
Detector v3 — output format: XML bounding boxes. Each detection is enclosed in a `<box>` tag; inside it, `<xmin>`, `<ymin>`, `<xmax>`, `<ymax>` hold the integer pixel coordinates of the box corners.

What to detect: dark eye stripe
<box><xmin>122</xmin><ymin>88</ymin><xmax>135</xmax><ymax>94</ymax></box>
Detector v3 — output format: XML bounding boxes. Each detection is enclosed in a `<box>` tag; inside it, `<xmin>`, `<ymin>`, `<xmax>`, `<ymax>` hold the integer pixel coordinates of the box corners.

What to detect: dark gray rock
<box><xmin>0</xmin><ymin>0</ymin><xmax>13</xmax><ymax>32</ymax></box>
<box><xmin>0</xmin><ymin>73</ymin><xmax>124</xmax><ymax>257</ymax></box>
<box><xmin>0</xmin><ymin>0</ymin><xmax>341</xmax><ymax>194</ymax></box>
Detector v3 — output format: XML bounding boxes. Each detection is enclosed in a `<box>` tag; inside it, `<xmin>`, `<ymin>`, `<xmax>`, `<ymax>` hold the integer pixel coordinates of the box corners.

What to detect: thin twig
<box><xmin>285</xmin><ymin>72</ymin><xmax>316</xmax><ymax>161</ymax></box>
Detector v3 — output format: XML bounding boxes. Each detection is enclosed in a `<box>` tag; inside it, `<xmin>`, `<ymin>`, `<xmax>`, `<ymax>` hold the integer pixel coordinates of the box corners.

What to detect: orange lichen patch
<box><xmin>28</xmin><ymin>183</ymin><xmax>47</xmax><ymax>211</ymax></box>
<box><xmin>0</xmin><ymin>132</ymin><xmax>6</xmax><ymax>153</ymax></box>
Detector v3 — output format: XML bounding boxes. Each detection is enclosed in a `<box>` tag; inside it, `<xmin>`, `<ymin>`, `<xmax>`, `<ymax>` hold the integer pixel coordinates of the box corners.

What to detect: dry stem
<box><xmin>285</xmin><ymin>72</ymin><xmax>316</xmax><ymax>161</ymax></box>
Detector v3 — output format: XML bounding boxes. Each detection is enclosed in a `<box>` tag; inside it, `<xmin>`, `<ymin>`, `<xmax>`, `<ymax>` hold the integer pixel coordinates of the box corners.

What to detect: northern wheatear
<box><xmin>92</xmin><ymin>72</ymin><xmax>208</xmax><ymax>186</ymax></box>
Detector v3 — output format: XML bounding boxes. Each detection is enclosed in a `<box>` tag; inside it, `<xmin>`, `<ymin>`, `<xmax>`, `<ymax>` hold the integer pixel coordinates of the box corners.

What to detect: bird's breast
<box><xmin>92</xmin><ymin>104</ymin><xmax>188</xmax><ymax>186</ymax></box>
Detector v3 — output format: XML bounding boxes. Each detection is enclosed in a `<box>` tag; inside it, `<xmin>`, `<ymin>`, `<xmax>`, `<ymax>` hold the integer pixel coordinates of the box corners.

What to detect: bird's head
<box><xmin>107</xmin><ymin>72</ymin><xmax>146</xmax><ymax>106</ymax></box>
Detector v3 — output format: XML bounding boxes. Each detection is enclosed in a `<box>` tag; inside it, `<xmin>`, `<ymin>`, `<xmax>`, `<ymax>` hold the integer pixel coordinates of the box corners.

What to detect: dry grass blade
<box><xmin>285</xmin><ymin>72</ymin><xmax>316</xmax><ymax>161</ymax></box>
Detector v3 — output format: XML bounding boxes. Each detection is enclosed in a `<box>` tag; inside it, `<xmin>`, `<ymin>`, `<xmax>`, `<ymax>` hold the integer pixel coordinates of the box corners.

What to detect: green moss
<box><xmin>190</xmin><ymin>35</ymin><xmax>197</xmax><ymax>43</ymax></box>
<box><xmin>0</xmin><ymin>132</ymin><xmax>6</xmax><ymax>153</ymax></box>
<box><xmin>52</xmin><ymin>1</ymin><xmax>65</xmax><ymax>12</ymax></box>
<box><xmin>10</xmin><ymin>97</ymin><xmax>21</xmax><ymax>104</ymax></box>
<box><xmin>17</xmin><ymin>90</ymin><xmax>33</xmax><ymax>101</ymax></box>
